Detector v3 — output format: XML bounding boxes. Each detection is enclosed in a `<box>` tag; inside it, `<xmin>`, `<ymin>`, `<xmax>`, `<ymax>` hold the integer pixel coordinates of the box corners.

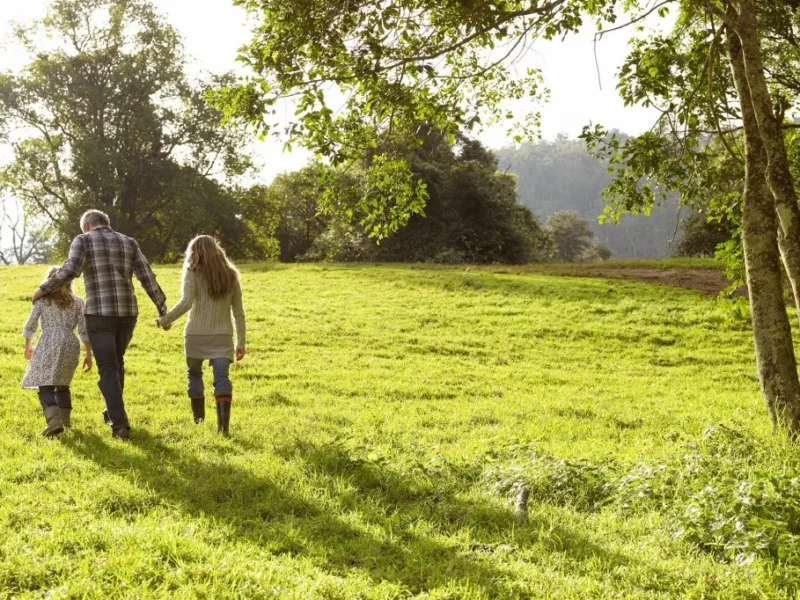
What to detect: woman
<box><xmin>157</xmin><ymin>236</ymin><xmax>246</xmax><ymax>436</ymax></box>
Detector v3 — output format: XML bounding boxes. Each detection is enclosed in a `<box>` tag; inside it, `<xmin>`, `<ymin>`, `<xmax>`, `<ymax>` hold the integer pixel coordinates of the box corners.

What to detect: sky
<box><xmin>0</xmin><ymin>0</ymin><xmax>666</xmax><ymax>183</ymax></box>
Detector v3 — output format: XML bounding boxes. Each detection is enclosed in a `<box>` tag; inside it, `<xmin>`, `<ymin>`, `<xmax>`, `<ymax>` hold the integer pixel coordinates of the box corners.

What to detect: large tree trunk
<box><xmin>726</xmin><ymin>27</ymin><xmax>800</xmax><ymax>434</ymax></box>
<box><xmin>734</xmin><ymin>0</ymin><xmax>800</xmax><ymax>320</ymax></box>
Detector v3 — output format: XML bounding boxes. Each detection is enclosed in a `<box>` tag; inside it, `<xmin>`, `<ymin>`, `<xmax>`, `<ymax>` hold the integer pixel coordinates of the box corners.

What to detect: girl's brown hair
<box><xmin>41</xmin><ymin>266</ymin><xmax>74</xmax><ymax>309</ymax></box>
<box><xmin>184</xmin><ymin>235</ymin><xmax>239</xmax><ymax>299</ymax></box>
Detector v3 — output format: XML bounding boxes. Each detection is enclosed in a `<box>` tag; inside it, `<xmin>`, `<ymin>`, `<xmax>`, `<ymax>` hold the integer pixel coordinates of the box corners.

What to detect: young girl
<box><xmin>157</xmin><ymin>235</ymin><xmax>246</xmax><ymax>436</ymax></box>
<box><xmin>23</xmin><ymin>267</ymin><xmax>92</xmax><ymax>437</ymax></box>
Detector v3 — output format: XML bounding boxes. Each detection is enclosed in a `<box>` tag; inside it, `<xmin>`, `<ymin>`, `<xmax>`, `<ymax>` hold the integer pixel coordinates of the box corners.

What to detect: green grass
<box><xmin>0</xmin><ymin>261</ymin><xmax>792</xmax><ymax>598</ymax></box>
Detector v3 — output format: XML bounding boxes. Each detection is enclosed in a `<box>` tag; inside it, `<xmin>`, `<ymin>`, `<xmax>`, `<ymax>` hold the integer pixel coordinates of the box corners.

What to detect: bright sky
<box><xmin>0</xmin><ymin>0</ymin><xmax>665</xmax><ymax>182</ymax></box>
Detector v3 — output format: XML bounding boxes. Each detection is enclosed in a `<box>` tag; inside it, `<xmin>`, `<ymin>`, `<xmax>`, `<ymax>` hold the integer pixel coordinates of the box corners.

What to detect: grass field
<box><xmin>0</xmin><ymin>262</ymin><xmax>797</xmax><ymax>598</ymax></box>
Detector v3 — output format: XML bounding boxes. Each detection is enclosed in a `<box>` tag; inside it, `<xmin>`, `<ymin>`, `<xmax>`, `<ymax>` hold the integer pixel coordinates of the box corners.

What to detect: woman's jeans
<box><xmin>38</xmin><ymin>386</ymin><xmax>72</xmax><ymax>410</ymax></box>
<box><xmin>187</xmin><ymin>358</ymin><xmax>232</xmax><ymax>399</ymax></box>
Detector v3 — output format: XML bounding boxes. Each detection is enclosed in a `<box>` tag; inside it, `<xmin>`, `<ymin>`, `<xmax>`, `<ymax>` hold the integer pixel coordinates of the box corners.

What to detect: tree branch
<box><xmin>595</xmin><ymin>0</ymin><xmax>676</xmax><ymax>41</ymax></box>
<box><xmin>697</xmin><ymin>0</ymin><xmax>738</xmax><ymax>29</ymax></box>
<box><xmin>380</xmin><ymin>0</ymin><xmax>565</xmax><ymax>71</ymax></box>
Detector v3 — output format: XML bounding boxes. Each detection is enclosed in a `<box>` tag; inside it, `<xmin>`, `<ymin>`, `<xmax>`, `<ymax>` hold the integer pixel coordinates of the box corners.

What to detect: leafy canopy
<box><xmin>580</xmin><ymin>1</ymin><xmax>800</xmax><ymax>287</ymax></box>
<box><xmin>217</xmin><ymin>0</ymin><xmax>650</xmax><ymax>236</ymax></box>
<box><xmin>0</xmin><ymin>0</ymin><xmax>270</xmax><ymax>259</ymax></box>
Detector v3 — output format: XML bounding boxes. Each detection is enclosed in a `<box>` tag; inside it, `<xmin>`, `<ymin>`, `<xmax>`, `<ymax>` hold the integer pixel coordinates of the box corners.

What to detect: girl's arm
<box><xmin>232</xmin><ymin>278</ymin><xmax>246</xmax><ymax>360</ymax></box>
<box><xmin>75</xmin><ymin>300</ymin><xmax>92</xmax><ymax>370</ymax></box>
<box><xmin>159</xmin><ymin>270</ymin><xmax>195</xmax><ymax>328</ymax></box>
<box><xmin>22</xmin><ymin>302</ymin><xmax>42</xmax><ymax>359</ymax></box>
<box><xmin>76</xmin><ymin>298</ymin><xmax>90</xmax><ymax>344</ymax></box>
<box><xmin>83</xmin><ymin>342</ymin><xmax>93</xmax><ymax>371</ymax></box>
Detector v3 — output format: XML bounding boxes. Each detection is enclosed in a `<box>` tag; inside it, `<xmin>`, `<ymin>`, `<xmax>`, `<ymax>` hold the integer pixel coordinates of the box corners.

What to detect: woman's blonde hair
<box><xmin>184</xmin><ymin>235</ymin><xmax>239</xmax><ymax>299</ymax></box>
<box><xmin>41</xmin><ymin>266</ymin><xmax>74</xmax><ymax>309</ymax></box>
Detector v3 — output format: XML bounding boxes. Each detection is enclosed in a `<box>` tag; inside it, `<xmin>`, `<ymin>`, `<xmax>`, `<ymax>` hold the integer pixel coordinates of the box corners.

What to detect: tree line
<box><xmin>267</xmin><ymin>132</ymin><xmax>611</xmax><ymax>265</ymax></box>
<box><xmin>496</xmin><ymin>135</ymin><xmax>685</xmax><ymax>259</ymax></box>
<box><xmin>0</xmin><ymin>0</ymin><xmax>277</xmax><ymax>264</ymax></box>
<box><xmin>0</xmin><ymin>0</ymin><xmax>629</xmax><ymax>267</ymax></box>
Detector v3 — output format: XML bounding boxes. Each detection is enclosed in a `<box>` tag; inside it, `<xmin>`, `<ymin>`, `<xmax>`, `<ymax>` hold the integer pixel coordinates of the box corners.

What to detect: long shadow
<box><xmin>64</xmin><ymin>429</ymin><xmax>641</xmax><ymax>595</ymax></box>
<box><xmin>63</xmin><ymin>430</ymin><xmax>509</xmax><ymax>594</ymax></box>
<box><xmin>275</xmin><ymin>439</ymin><xmax>633</xmax><ymax>564</ymax></box>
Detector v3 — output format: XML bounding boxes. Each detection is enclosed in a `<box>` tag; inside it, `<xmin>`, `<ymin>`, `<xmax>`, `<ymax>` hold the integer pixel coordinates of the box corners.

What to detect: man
<box><xmin>33</xmin><ymin>209</ymin><xmax>168</xmax><ymax>439</ymax></box>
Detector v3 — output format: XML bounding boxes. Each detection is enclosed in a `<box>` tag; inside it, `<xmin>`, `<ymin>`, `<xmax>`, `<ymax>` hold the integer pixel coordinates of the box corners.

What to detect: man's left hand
<box><xmin>32</xmin><ymin>288</ymin><xmax>45</xmax><ymax>303</ymax></box>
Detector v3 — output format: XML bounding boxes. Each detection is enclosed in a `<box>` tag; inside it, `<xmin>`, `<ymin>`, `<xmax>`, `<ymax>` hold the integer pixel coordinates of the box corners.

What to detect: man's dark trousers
<box><xmin>86</xmin><ymin>315</ymin><xmax>137</xmax><ymax>430</ymax></box>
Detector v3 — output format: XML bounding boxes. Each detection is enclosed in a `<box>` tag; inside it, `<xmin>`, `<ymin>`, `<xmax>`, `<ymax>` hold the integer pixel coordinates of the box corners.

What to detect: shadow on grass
<box><xmin>65</xmin><ymin>429</ymin><xmax>633</xmax><ymax>595</ymax></box>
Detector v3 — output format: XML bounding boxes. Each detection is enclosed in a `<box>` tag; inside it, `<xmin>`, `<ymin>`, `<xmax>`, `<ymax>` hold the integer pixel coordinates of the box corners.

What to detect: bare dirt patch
<box><xmin>586</xmin><ymin>268</ymin><xmax>731</xmax><ymax>294</ymax></box>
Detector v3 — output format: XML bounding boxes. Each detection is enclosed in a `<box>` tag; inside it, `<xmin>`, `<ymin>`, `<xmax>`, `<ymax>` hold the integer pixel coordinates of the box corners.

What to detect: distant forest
<box><xmin>495</xmin><ymin>135</ymin><xmax>684</xmax><ymax>259</ymax></box>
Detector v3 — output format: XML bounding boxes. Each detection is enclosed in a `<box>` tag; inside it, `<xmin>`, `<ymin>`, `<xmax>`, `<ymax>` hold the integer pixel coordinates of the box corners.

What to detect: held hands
<box><xmin>154</xmin><ymin>317</ymin><xmax>172</xmax><ymax>331</ymax></box>
<box><xmin>236</xmin><ymin>347</ymin><xmax>245</xmax><ymax>362</ymax></box>
<box><xmin>83</xmin><ymin>354</ymin><xmax>93</xmax><ymax>372</ymax></box>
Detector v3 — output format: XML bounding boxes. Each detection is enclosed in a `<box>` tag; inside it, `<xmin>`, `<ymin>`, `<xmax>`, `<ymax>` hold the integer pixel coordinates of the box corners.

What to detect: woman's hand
<box><xmin>24</xmin><ymin>345</ymin><xmax>33</xmax><ymax>360</ymax></box>
<box><xmin>236</xmin><ymin>347</ymin><xmax>245</xmax><ymax>362</ymax></box>
<box><xmin>83</xmin><ymin>354</ymin><xmax>93</xmax><ymax>372</ymax></box>
<box><xmin>155</xmin><ymin>318</ymin><xmax>171</xmax><ymax>331</ymax></box>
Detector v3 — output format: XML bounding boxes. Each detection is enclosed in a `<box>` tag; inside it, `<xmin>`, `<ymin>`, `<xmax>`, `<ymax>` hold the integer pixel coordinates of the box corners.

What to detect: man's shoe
<box><xmin>111</xmin><ymin>427</ymin><xmax>130</xmax><ymax>440</ymax></box>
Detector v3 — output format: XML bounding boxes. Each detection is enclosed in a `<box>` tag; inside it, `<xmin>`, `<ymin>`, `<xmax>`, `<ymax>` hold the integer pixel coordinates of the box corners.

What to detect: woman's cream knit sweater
<box><xmin>160</xmin><ymin>270</ymin><xmax>246</xmax><ymax>350</ymax></box>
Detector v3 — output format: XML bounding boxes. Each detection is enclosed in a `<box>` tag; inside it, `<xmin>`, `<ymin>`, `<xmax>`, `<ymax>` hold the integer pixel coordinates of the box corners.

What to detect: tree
<box><xmin>0</xmin><ymin>0</ymin><xmax>264</xmax><ymax>260</ymax></box>
<box><xmin>581</xmin><ymin>0</ymin><xmax>800</xmax><ymax>433</ymax></box>
<box><xmin>368</xmin><ymin>135</ymin><xmax>551</xmax><ymax>264</ymax></box>
<box><xmin>676</xmin><ymin>209</ymin><xmax>738</xmax><ymax>258</ymax></box>
<box><xmin>217</xmin><ymin>0</ymin><xmax>586</xmax><ymax>239</ymax></box>
<box><xmin>0</xmin><ymin>197</ymin><xmax>53</xmax><ymax>265</ymax></box>
<box><xmin>228</xmin><ymin>184</ymin><xmax>281</xmax><ymax>262</ymax></box>
<box><xmin>225</xmin><ymin>0</ymin><xmax>800</xmax><ymax>433</ymax></box>
<box><xmin>271</xmin><ymin>135</ymin><xmax>551</xmax><ymax>264</ymax></box>
<box><xmin>546</xmin><ymin>210</ymin><xmax>610</xmax><ymax>262</ymax></box>
<box><xmin>266</xmin><ymin>165</ymin><xmax>334</xmax><ymax>261</ymax></box>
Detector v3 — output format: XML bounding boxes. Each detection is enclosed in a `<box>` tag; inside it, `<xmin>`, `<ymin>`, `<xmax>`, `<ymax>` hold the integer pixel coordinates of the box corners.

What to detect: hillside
<box><xmin>496</xmin><ymin>138</ymin><xmax>685</xmax><ymax>259</ymax></box>
<box><xmin>0</xmin><ymin>263</ymin><xmax>794</xmax><ymax>598</ymax></box>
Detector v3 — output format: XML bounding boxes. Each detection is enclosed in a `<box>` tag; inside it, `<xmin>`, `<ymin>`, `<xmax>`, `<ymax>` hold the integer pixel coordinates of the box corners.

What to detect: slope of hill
<box><xmin>0</xmin><ymin>263</ymin><xmax>790</xmax><ymax>598</ymax></box>
<box><xmin>495</xmin><ymin>137</ymin><xmax>684</xmax><ymax>259</ymax></box>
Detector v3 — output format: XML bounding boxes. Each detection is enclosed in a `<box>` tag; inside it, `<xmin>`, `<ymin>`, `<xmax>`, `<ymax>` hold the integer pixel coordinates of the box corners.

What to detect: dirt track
<box><xmin>585</xmin><ymin>268</ymin><xmax>732</xmax><ymax>294</ymax></box>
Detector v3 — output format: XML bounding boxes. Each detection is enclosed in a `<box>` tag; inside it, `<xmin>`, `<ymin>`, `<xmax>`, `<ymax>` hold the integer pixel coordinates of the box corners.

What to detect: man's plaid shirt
<box><xmin>40</xmin><ymin>227</ymin><xmax>167</xmax><ymax>317</ymax></box>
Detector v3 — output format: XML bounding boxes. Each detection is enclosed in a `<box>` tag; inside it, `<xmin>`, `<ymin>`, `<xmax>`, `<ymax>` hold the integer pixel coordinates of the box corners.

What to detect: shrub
<box><xmin>486</xmin><ymin>425</ymin><xmax>800</xmax><ymax>587</ymax></box>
